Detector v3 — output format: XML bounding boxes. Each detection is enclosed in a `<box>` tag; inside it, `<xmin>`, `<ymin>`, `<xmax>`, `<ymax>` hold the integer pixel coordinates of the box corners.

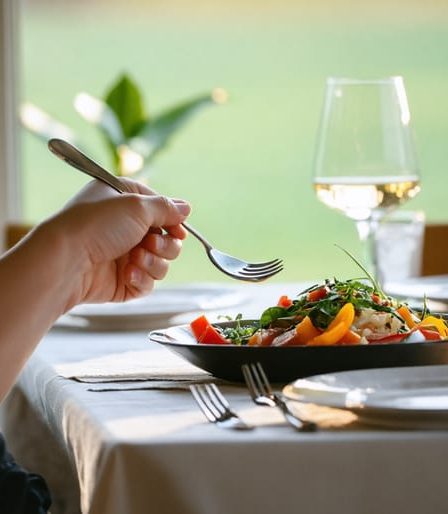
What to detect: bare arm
<box><xmin>0</xmin><ymin>180</ymin><xmax>191</xmax><ymax>400</ymax></box>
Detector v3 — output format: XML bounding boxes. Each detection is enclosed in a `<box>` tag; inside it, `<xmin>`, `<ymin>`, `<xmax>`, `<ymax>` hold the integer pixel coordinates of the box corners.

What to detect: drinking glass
<box><xmin>375</xmin><ymin>210</ymin><xmax>425</xmax><ymax>285</ymax></box>
<box><xmin>312</xmin><ymin>76</ymin><xmax>421</xmax><ymax>278</ymax></box>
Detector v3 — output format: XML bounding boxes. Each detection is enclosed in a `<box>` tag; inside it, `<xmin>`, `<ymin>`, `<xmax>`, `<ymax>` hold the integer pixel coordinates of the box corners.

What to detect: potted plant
<box><xmin>21</xmin><ymin>72</ymin><xmax>227</xmax><ymax>179</ymax></box>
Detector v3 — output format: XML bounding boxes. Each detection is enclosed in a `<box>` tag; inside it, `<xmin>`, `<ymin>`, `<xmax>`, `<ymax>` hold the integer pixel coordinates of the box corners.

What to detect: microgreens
<box><xmin>219</xmin><ymin>314</ymin><xmax>258</xmax><ymax>345</ymax></box>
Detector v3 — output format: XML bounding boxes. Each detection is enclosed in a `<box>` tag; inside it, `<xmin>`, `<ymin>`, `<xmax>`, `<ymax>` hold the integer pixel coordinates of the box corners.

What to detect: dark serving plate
<box><xmin>148</xmin><ymin>320</ymin><xmax>448</xmax><ymax>383</ymax></box>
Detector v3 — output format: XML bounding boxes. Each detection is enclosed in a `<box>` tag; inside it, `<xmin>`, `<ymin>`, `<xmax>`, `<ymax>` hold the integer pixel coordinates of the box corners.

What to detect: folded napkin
<box><xmin>72</xmin><ymin>373</ymin><xmax>210</xmax><ymax>384</ymax></box>
<box><xmin>86</xmin><ymin>377</ymin><xmax>222</xmax><ymax>392</ymax></box>
<box><xmin>54</xmin><ymin>347</ymin><xmax>212</xmax><ymax>385</ymax></box>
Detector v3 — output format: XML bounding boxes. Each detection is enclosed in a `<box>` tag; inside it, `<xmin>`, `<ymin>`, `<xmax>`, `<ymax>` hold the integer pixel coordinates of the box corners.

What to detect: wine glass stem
<box><xmin>355</xmin><ymin>219</ymin><xmax>380</xmax><ymax>281</ymax></box>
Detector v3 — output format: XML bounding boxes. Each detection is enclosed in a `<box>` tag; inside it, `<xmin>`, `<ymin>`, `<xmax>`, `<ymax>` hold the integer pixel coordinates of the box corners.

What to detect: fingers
<box><xmin>125</xmin><ymin>263</ymin><xmax>156</xmax><ymax>296</ymax></box>
<box><xmin>116</xmin><ymin>181</ymin><xmax>191</xmax><ymax>229</ymax></box>
<box><xmin>140</xmin><ymin>233</ymin><xmax>183</xmax><ymax>259</ymax></box>
<box><xmin>162</xmin><ymin>224</ymin><xmax>188</xmax><ymax>240</ymax></box>
<box><xmin>70</xmin><ymin>178</ymin><xmax>191</xmax><ymax>237</ymax></box>
<box><xmin>132</xmin><ymin>243</ymin><xmax>178</xmax><ymax>276</ymax></box>
<box><xmin>115</xmin><ymin>189</ymin><xmax>190</xmax><ymax>240</ymax></box>
<box><xmin>123</xmin><ymin>234</ymin><xmax>182</xmax><ymax>295</ymax></box>
<box><xmin>139</xmin><ymin>195</ymin><xmax>191</xmax><ymax>229</ymax></box>
<box><xmin>127</xmin><ymin>246</ymin><xmax>170</xmax><ymax>287</ymax></box>
<box><xmin>122</xmin><ymin>199</ymin><xmax>187</xmax><ymax>294</ymax></box>
<box><xmin>119</xmin><ymin>177</ymin><xmax>157</xmax><ymax>196</ymax></box>
<box><xmin>146</xmin><ymin>225</ymin><xmax>188</xmax><ymax>240</ymax></box>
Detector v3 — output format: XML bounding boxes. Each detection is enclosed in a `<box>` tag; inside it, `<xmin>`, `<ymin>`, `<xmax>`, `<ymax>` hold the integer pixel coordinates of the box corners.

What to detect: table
<box><xmin>3</xmin><ymin>283</ymin><xmax>448</xmax><ymax>514</ymax></box>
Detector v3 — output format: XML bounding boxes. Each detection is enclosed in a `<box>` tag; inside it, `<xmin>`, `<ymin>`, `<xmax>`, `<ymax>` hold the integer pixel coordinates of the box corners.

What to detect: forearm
<box><xmin>0</xmin><ymin>221</ymin><xmax>82</xmax><ymax>400</ymax></box>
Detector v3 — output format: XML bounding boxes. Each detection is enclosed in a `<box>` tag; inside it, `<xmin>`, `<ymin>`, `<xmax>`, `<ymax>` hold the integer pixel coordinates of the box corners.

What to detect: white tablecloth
<box><xmin>3</xmin><ymin>283</ymin><xmax>448</xmax><ymax>514</ymax></box>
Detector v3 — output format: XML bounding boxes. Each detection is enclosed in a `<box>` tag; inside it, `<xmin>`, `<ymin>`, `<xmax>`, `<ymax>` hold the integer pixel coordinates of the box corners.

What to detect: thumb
<box><xmin>141</xmin><ymin>195</ymin><xmax>191</xmax><ymax>227</ymax></box>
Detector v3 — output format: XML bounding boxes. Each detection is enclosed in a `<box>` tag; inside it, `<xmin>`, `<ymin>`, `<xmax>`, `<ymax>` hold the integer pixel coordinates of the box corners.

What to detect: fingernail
<box><xmin>143</xmin><ymin>251</ymin><xmax>154</xmax><ymax>267</ymax></box>
<box><xmin>172</xmin><ymin>199</ymin><xmax>191</xmax><ymax>216</ymax></box>
<box><xmin>154</xmin><ymin>235</ymin><xmax>166</xmax><ymax>253</ymax></box>
<box><xmin>129</xmin><ymin>268</ymin><xmax>144</xmax><ymax>287</ymax></box>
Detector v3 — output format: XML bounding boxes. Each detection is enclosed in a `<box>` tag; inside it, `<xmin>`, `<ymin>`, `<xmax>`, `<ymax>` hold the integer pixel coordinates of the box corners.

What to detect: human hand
<box><xmin>0</xmin><ymin>178</ymin><xmax>191</xmax><ymax>399</ymax></box>
<box><xmin>46</xmin><ymin>179</ymin><xmax>191</xmax><ymax>309</ymax></box>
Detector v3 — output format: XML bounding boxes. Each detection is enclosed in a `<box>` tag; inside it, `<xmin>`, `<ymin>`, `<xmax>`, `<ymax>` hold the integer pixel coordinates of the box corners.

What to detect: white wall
<box><xmin>0</xmin><ymin>0</ymin><xmax>20</xmax><ymax>252</ymax></box>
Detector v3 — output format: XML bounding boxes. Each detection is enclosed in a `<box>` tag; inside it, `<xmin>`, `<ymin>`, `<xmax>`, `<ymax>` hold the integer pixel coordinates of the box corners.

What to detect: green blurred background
<box><xmin>20</xmin><ymin>0</ymin><xmax>448</xmax><ymax>283</ymax></box>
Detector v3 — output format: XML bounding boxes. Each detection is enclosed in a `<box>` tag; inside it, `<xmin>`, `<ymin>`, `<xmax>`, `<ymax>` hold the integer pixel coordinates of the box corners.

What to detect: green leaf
<box><xmin>104</xmin><ymin>74</ymin><xmax>146</xmax><ymax>139</ymax></box>
<box><xmin>260</xmin><ymin>306</ymin><xmax>289</xmax><ymax>328</ymax></box>
<box><xmin>74</xmin><ymin>92</ymin><xmax>124</xmax><ymax>148</ymax></box>
<box><xmin>129</xmin><ymin>92</ymin><xmax>220</xmax><ymax>168</ymax></box>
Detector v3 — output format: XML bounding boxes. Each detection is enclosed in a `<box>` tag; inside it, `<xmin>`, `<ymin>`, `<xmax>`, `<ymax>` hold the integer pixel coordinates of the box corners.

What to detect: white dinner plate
<box><xmin>283</xmin><ymin>365</ymin><xmax>448</xmax><ymax>429</ymax></box>
<box><xmin>56</xmin><ymin>283</ymin><xmax>247</xmax><ymax>331</ymax></box>
<box><xmin>384</xmin><ymin>275</ymin><xmax>448</xmax><ymax>303</ymax></box>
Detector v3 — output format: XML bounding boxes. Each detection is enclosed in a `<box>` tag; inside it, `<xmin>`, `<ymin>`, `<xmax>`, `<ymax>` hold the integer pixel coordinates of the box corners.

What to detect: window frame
<box><xmin>0</xmin><ymin>0</ymin><xmax>21</xmax><ymax>252</ymax></box>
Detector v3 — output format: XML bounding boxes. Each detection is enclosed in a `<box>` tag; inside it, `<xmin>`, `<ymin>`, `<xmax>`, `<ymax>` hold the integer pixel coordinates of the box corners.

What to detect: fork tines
<box><xmin>240</xmin><ymin>259</ymin><xmax>283</xmax><ymax>277</ymax></box>
<box><xmin>190</xmin><ymin>384</ymin><xmax>253</xmax><ymax>430</ymax></box>
<box><xmin>237</xmin><ymin>260</ymin><xmax>284</xmax><ymax>282</ymax></box>
<box><xmin>242</xmin><ymin>362</ymin><xmax>273</xmax><ymax>403</ymax></box>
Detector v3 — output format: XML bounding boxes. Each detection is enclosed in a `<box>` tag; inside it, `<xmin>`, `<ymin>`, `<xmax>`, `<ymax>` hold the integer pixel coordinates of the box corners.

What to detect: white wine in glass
<box><xmin>312</xmin><ymin>77</ymin><xmax>421</xmax><ymax>277</ymax></box>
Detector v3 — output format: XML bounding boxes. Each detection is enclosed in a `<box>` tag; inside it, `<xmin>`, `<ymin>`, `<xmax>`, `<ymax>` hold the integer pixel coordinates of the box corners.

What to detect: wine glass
<box><xmin>312</xmin><ymin>76</ymin><xmax>421</xmax><ymax>280</ymax></box>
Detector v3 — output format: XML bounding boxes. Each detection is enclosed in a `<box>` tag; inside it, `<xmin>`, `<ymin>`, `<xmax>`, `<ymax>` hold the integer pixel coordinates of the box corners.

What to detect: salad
<box><xmin>190</xmin><ymin>278</ymin><xmax>448</xmax><ymax>347</ymax></box>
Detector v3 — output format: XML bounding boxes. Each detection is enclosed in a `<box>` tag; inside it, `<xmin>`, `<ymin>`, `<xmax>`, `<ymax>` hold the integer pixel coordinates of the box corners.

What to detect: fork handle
<box><xmin>48</xmin><ymin>139</ymin><xmax>213</xmax><ymax>251</ymax></box>
<box><xmin>274</xmin><ymin>395</ymin><xmax>317</xmax><ymax>432</ymax></box>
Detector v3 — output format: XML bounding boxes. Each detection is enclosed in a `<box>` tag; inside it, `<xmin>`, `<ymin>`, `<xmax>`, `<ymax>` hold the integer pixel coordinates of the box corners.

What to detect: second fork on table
<box><xmin>242</xmin><ymin>362</ymin><xmax>318</xmax><ymax>432</ymax></box>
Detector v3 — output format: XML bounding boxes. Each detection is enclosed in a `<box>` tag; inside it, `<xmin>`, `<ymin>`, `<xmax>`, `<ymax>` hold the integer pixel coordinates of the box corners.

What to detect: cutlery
<box><xmin>48</xmin><ymin>138</ymin><xmax>283</xmax><ymax>282</ymax></box>
<box><xmin>190</xmin><ymin>383</ymin><xmax>253</xmax><ymax>430</ymax></box>
<box><xmin>242</xmin><ymin>362</ymin><xmax>317</xmax><ymax>432</ymax></box>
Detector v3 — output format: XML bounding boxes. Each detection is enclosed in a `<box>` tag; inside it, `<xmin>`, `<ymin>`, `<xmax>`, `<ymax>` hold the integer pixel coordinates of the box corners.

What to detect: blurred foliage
<box><xmin>21</xmin><ymin>73</ymin><xmax>225</xmax><ymax>178</ymax></box>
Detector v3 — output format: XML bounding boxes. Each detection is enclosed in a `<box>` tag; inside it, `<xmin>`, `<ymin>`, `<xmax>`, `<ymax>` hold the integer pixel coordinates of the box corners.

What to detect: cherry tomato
<box><xmin>277</xmin><ymin>295</ymin><xmax>293</xmax><ymax>308</ymax></box>
<box><xmin>307</xmin><ymin>287</ymin><xmax>327</xmax><ymax>302</ymax></box>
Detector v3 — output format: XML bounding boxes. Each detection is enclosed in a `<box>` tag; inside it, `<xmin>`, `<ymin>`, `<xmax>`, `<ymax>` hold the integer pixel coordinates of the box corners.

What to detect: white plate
<box><xmin>385</xmin><ymin>275</ymin><xmax>448</xmax><ymax>303</ymax></box>
<box><xmin>283</xmin><ymin>365</ymin><xmax>448</xmax><ymax>429</ymax></box>
<box><xmin>56</xmin><ymin>284</ymin><xmax>247</xmax><ymax>331</ymax></box>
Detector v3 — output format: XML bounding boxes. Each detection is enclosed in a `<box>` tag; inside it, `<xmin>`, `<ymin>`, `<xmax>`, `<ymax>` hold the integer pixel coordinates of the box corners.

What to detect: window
<box><xmin>0</xmin><ymin>0</ymin><xmax>20</xmax><ymax>251</ymax></box>
<box><xmin>15</xmin><ymin>1</ymin><xmax>448</xmax><ymax>280</ymax></box>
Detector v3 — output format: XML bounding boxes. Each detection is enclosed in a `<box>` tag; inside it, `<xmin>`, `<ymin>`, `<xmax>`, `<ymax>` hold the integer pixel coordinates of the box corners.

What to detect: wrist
<box><xmin>25</xmin><ymin>218</ymin><xmax>88</xmax><ymax>315</ymax></box>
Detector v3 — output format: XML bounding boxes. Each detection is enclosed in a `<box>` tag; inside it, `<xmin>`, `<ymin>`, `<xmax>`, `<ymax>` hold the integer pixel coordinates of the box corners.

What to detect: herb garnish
<box><xmin>218</xmin><ymin>314</ymin><xmax>258</xmax><ymax>346</ymax></box>
<box><xmin>257</xmin><ymin>278</ymin><xmax>399</xmax><ymax>331</ymax></box>
<box><xmin>334</xmin><ymin>244</ymin><xmax>386</xmax><ymax>298</ymax></box>
<box><xmin>420</xmin><ymin>294</ymin><xmax>430</xmax><ymax>320</ymax></box>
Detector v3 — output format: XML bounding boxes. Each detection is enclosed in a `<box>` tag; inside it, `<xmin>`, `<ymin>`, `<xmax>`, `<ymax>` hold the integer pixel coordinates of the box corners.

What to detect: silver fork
<box><xmin>48</xmin><ymin>138</ymin><xmax>283</xmax><ymax>282</ymax></box>
<box><xmin>242</xmin><ymin>363</ymin><xmax>318</xmax><ymax>432</ymax></box>
<box><xmin>190</xmin><ymin>383</ymin><xmax>253</xmax><ymax>430</ymax></box>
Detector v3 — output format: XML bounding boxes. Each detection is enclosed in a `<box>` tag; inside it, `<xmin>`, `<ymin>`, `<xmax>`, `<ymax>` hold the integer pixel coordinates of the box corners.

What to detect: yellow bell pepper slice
<box><xmin>307</xmin><ymin>303</ymin><xmax>355</xmax><ymax>346</ymax></box>
<box><xmin>340</xmin><ymin>329</ymin><xmax>362</xmax><ymax>345</ymax></box>
<box><xmin>417</xmin><ymin>316</ymin><xmax>448</xmax><ymax>337</ymax></box>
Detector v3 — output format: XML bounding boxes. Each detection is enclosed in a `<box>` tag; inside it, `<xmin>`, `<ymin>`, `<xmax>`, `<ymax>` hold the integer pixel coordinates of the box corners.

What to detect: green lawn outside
<box><xmin>20</xmin><ymin>1</ymin><xmax>448</xmax><ymax>283</ymax></box>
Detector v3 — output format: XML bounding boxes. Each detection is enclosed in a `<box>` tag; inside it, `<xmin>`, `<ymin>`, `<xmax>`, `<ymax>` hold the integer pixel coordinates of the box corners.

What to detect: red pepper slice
<box><xmin>367</xmin><ymin>332</ymin><xmax>412</xmax><ymax>344</ymax></box>
<box><xmin>190</xmin><ymin>315</ymin><xmax>209</xmax><ymax>340</ymax></box>
<box><xmin>277</xmin><ymin>295</ymin><xmax>293</xmax><ymax>308</ymax></box>
<box><xmin>419</xmin><ymin>328</ymin><xmax>443</xmax><ymax>341</ymax></box>
<box><xmin>198</xmin><ymin>325</ymin><xmax>230</xmax><ymax>344</ymax></box>
<box><xmin>190</xmin><ymin>315</ymin><xmax>229</xmax><ymax>345</ymax></box>
<box><xmin>367</xmin><ymin>328</ymin><xmax>443</xmax><ymax>344</ymax></box>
